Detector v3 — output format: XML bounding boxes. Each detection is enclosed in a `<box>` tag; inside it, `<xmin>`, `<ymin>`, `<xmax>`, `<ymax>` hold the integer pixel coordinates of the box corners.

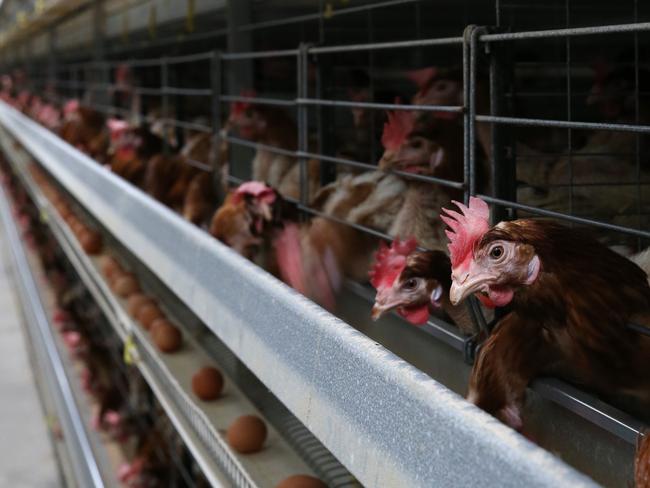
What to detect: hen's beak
<box><xmin>371</xmin><ymin>289</ymin><xmax>403</xmax><ymax>320</ymax></box>
<box><xmin>378</xmin><ymin>150</ymin><xmax>399</xmax><ymax>171</ymax></box>
<box><xmin>449</xmin><ymin>272</ymin><xmax>495</xmax><ymax>306</ymax></box>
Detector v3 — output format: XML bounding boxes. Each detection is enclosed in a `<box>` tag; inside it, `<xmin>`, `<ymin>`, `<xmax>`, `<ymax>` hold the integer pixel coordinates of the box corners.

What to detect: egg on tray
<box><xmin>275</xmin><ymin>475</ymin><xmax>327</xmax><ymax>488</ymax></box>
<box><xmin>136</xmin><ymin>303</ymin><xmax>165</xmax><ymax>330</ymax></box>
<box><xmin>226</xmin><ymin>415</ymin><xmax>267</xmax><ymax>454</ymax></box>
<box><xmin>126</xmin><ymin>293</ymin><xmax>155</xmax><ymax>317</ymax></box>
<box><xmin>150</xmin><ymin>319</ymin><xmax>182</xmax><ymax>353</ymax></box>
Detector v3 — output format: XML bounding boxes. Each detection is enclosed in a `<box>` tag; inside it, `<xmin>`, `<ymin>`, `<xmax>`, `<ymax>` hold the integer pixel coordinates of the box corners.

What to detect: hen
<box><xmin>107</xmin><ymin>119</ymin><xmax>163</xmax><ymax>184</ymax></box>
<box><xmin>227</xmin><ymin>93</ymin><xmax>320</xmax><ymax>201</ymax></box>
<box><xmin>442</xmin><ymin>197</ymin><xmax>650</xmax><ymax>431</ymax></box>
<box><xmin>59</xmin><ymin>101</ymin><xmax>108</xmax><ymax>161</ymax></box>
<box><xmin>368</xmin><ymin>237</ymin><xmax>478</xmax><ymax>334</ymax></box>
<box><xmin>210</xmin><ymin>181</ymin><xmax>295</xmax><ymax>274</ymax></box>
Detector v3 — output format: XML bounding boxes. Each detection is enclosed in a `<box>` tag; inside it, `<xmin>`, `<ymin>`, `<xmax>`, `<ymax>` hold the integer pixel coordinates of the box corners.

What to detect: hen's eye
<box><xmin>404</xmin><ymin>278</ymin><xmax>418</xmax><ymax>290</ymax></box>
<box><xmin>489</xmin><ymin>245</ymin><xmax>504</xmax><ymax>260</ymax></box>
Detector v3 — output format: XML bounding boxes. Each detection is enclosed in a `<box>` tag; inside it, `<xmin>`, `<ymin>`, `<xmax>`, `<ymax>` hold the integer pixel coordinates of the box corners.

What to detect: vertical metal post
<box><xmin>297</xmin><ymin>43</ymin><xmax>310</xmax><ymax>207</ymax></box>
<box><xmin>47</xmin><ymin>28</ymin><xmax>57</xmax><ymax>99</ymax></box>
<box><xmin>367</xmin><ymin>9</ymin><xmax>377</xmax><ymax>164</ymax></box>
<box><xmin>161</xmin><ymin>58</ymin><xmax>169</xmax><ymax>155</ymax></box>
<box><xmin>633</xmin><ymin>0</ymin><xmax>642</xmax><ymax>248</ymax></box>
<box><xmin>92</xmin><ymin>0</ymin><xmax>107</xmax><ymax>107</ymax></box>
<box><xmin>464</xmin><ymin>25</ymin><xmax>485</xmax><ymax>203</ymax></box>
<box><xmin>488</xmin><ymin>33</ymin><xmax>516</xmax><ymax>224</ymax></box>
<box><xmin>469</xmin><ymin>27</ymin><xmax>486</xmax><ymax>199</ymax></box>
<box><xmin>465</xmin><ymin>25</ymin><xmax>494</xmax><ymax>348</ymax></box>
<box><xmin>226</xmin><ymin>0</ymin><xmax>253</xmax><ymax>93</ymax></box>
<box><xmin>211</xmin><ymin>50</ymin><xmax>226</xmax><ymax>200</ymax></box>
<box><xmin>565</xmin><ymin>0</ymin><xmax>573</xmax><ymax>218</ymax></box>
<box><xmin>75</xmin><ymin>66</ymin><xmax>82</xmax><ymax>101</ymax></box>
<box><xmin>462</xmin><ymin>27</ymin><xmax>471</xmax><ymax>206</ymax></box>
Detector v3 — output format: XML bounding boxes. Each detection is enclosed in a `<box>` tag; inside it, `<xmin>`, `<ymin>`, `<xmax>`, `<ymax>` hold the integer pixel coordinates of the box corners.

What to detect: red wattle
<box><xmin>398</xmin><ymin>304</ymin><xmax>430</xmax><ymax>325</ymax></box>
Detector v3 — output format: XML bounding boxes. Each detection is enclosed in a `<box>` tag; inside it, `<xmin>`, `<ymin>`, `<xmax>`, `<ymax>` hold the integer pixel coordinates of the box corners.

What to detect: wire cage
<box><xmin>1</xmin><ymin>0</ymin><xmax>649</xmax><ymax>486</ymax></box>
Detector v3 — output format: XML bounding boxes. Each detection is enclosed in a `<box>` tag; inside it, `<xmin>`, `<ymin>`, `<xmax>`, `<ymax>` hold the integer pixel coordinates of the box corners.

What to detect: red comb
<box><xmin>107</xmin><ymin>118</ymin><xmax>129</xmax><ymax>140</ymax></box>
<box><xmin>369</xmin><ymin>237</ymin><xmax>418</xmax><ymax>291</ymax></box>
<box><xmin>104</xmin><ymin>410</ymin><xmax>122</xmax><ymax>427</ymax></box>
<box><xmin>381</xmin><ymin>104</ymin><xmax>415</xmax><ymax>151</ymax></box>
<box><xmin>117</xmin><ymin>458</ymin><xmax>145</xmax><ymax>483</ymax></box>
<box><xmin>406</xmin><ymin>67</ymin><xmax>438</xmax><ymax>90</ymax></box>
<box><xmin>64</xmin><ymin>99</ymin><xmax>80</xmax><ymax>116</ymax></box>
<box><xmin>231</xmin><ymin>89</ymin><xmax>257</xmax><ymax>118</ymax></box>
<box><xmin>231</xmin><ymin>181</ymin><xmax>276</xmax><ymax>206</ymax></box>
<box><xmin>440</xmin><ymin>197</ymin><xmax>490</xmax><ymax>270</ymax></box>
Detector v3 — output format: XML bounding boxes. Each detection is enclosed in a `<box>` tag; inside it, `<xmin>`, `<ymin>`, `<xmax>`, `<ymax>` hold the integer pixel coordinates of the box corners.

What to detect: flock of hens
<box><xmin>0</xmin><ymin>62</ymin><xmax>649</xmax><ymax>487</ymax></box>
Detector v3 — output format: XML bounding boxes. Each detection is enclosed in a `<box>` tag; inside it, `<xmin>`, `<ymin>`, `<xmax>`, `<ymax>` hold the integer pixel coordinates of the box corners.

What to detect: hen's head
<box><xmin>64</xmin><ymin>99</ymin><xmax>80</xmax><ymax>115</ymax></box>
<box><xmin>370</xmin><ymin>238</ymin><xmax>451</xmax><ymax>325</ymax></box>
<box><xmin>211</xmin><ymin>182</ymin><xmax>281</xmax><ymax>258</ymax></box>
<box><xmin>408</xmin><ymin>66</ymin><xmax>463</xmax><ymax>119</ymax></box>
<box><xmin>228</xmin><ymin>90</ymin><xmax>265</xmax><ymax>140</ymax></box>
<box><xmin>442</xmin><ymin>197</ymin><xmax>541</xmax><ymax>308</ymax></box>
<box><xmin>107</xmin><ymin>118</ymin><xmax>142</xmax><ymax>161</ymax></box>
<box><xmin>38</xmin><ymin>104</ymin><xmax>61</xmax><ymax>130</ymax></box>
<box><xmin>587</xmin><ymin>64</ymin><xmax>650</xmax><ymax>120</ymax></box>
<box><xmin>231</xmin><ymin>181</ymin><xmax>277</xmax><ymax>226</ymax></box>
<box><xmin>378</xmin><ymin>108</ymin><xmax>445</xmax><ymax>175</ymax></box>
<box><xmin>211</xmin><ymin>198</ymin><xmax>259</xmax><ymax>258</ymax></box>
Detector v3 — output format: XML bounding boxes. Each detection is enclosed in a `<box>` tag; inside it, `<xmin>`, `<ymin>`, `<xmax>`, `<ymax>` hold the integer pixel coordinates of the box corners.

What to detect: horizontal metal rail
<box><xmin>309</xmin><ymin>36</ymin><xmax>464</xmax><ymax>54</ymax></box>
<box><xmin>297</xmin><ymin>98</ymin><xmax>464</xmax><ymax>113</ymax></box>
<box><xmin>220</xmin><ymin>49</ymin><xmax>299</xmax><ymax>60</ymax></box>
<box><xmin>235</xmin><ymin>0</ymin><xmax>421</xmax><ymax>33</ymax></box>
<box><xmin>480</xmin><ymin>21</ymin><xmax>650</xmax><ymax>42</ymax></box>
<box><xmin>224</xmin><ymin>136</ymin><xmax>465</xmax><ymax>189</ymax></box>
<box><xmin>531</xmin><ymin>378</ymin><xmax>646</xmax><ymax>443</ymax></box>
<box><xmin>0</xmin><ymin>100</ymin><xmax>598</xmax><ymax>488</ymax></box>
<box><xmin>220</xmin><ymin>94</ymin><xmax>296</xmax><ymax>108</ymax></box>
<box><xmin>479</xmin><ymin>194</ymin><xmax>650</xmax><ymax>239</ymax></box>
<box><xmin>476</xmin><ymin>114</ymin><xmax>650</xmax><ymax>133</ymax></box>
<box><xmin>104</xmin><ymin>29</ymin><xmax>228</xmax><ymax>56</ymax></box>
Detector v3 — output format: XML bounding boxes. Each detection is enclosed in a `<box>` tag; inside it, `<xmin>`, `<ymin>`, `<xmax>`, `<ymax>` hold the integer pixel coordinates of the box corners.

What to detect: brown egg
<box><xmin>275</xmin><ymin>475</ymin><xmax>327</xmax><ymax>488</ymax></box>
<box><xmin>191</xmin><ymin>367</ymin><xmax>224</xmax><ymax>401</ymax></box>
<box><xmin>226</xmin><ymin>415</ymin><xmax>267</xmax><ymax>454</ymax></box>
<box><xmin>101</xmin><ymin>256</ymin><xmax>123</xmax><ymax>279</ymax></box>
<box><xmin>126</xmin><ymin>294</ymin><xmax>155</xmax><ymax>317</ymax></box>
<box><xmin>113</xmin><ymin>274</ymin><xmax>140</xmax><ymax>297</ymax></box>
<box><xmin>108</xmin><ymin>270</ymin><xmax>125</xmax><ymax>290</ymax></box>
<box><xmin>80</xmin><ymin>231</ymin><xmax>102</xmax><ymax>255</ymax></box>
<box><xmin>58</xmin><ymin>206</ymin><xmax>72</xmax><ymax>220</ymax></box>
<box><xmin>151</xmin><ymin>320</ymin><xmax>182</xmax><ymax>353</ymax></box>
<box><xmin>136</xmin><ymin>303</ymin><xmax>164</xmax><ymax>330</ymax></box>
<box><xmin>71</xmin><ymin>220</ymin><xmax>86</xmax><ymax>237</ymax></box>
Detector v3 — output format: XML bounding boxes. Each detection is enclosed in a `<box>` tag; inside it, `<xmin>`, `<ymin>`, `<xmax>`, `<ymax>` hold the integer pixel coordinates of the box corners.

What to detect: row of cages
<box><xmin>0</xmin><ymin>128</ymin><xmax>351</xmax><ymax>487</ymax></box>
<box><xmin>1</xmin><ymin>0</ymin><xmax>650</xmax><ymax>486</ymax></box>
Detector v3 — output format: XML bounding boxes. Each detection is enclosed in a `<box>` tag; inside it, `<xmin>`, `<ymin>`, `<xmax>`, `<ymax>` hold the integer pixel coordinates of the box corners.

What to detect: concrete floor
<box><xmin>0</xmin><ymin>239</ymin><xmax>60</xmax><ymax>487</ymax></box>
